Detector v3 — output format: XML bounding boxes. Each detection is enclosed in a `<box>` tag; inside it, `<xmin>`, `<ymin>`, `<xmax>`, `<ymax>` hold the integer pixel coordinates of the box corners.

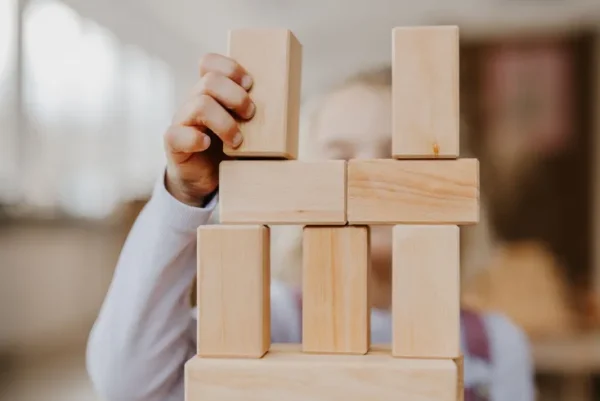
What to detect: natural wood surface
<box><xmin>302</xmin><ymin>226</ymin><xmax>370</xmax><ymax>354</ymax></box>
<box><xmin>347</xmin><ymin>159</ymin><xmax>479</xmax><ymax>225</ymax></box>
<box><xmin>185</xmin><ymin>344</ymin><xmax>457</xmax><ymax>401</ymax></box>
<box><xmin>225</xmin><ymin>29</ymin><xmax>302</xmax><ymax>159</ymax></box>
<box><xmin>392</xmin><ymin>26</ymin><xmax>459</xmax><ymax>159</ymax></box>
<box><xmin>219</xmin><ymin>160</ymin><xmax>346</xmax><ymax>224</ymax></box>
<box><xmin>393</xmin><ymin>225</ymin><xmax>460</xmax><ymax>358</ymax></box>
<box><xmin>196</xmin><ymin>225</ymin><xmax>270</xmax><ymax>358</ymax></box>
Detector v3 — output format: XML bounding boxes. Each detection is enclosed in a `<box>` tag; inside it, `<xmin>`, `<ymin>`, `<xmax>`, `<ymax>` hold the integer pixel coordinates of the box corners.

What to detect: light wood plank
<box><xmin>347</xmin><ymin>159</ymin><xmax>479</xmax><ymax>225</ymax></box>
<box><xmin>392</xmin><ymin>26</ymin><xmax>459</xmax><ymax>159</ymax></box>
<box><xmin>302</xmin><ymin>226</ymin><xmax>370</xmax><ymax>354</ymax></box>
<box><xmin>225</xmin><ymin>29</ymin><xmax>302</xmax><ymax>159</ymax></box>
<box><xmin>219</xmin><ymin>160</ymin><xmax>346</xmax><ymax>225</ymax></box>
<box><xmin>393</xmin><ymin>225</ymin><xmax>460</xmax><ymax>358</ymax></box>
<box><xmin>185</xmin><ymin>345</ymin><xmax>457</xmax><ymax>401</ymax></box>
<box><xmin>197</xmin><ymin>225</ymin><xmax>270</xmax><ymax>358</ymax></box>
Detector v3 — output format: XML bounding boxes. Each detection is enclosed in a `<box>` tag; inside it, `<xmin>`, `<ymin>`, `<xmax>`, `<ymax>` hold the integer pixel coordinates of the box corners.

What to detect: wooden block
<box><xmin>225</xmin><ymin>29</ymin><xmax>302</xmax><ymax>159</ymax></box>
<box><xmin>219</xmin><ymin>160</ymin><xmax>346</xmax><ymax>224</ymax></box>
<box><xmin>185</xmin><ymin>344</ymin><xmax>457</xmax><ymax>401</ymax></box>
<box><xmin>392</xmin><ymin>225</ymin><xmax>460</xmax><ymax>358</ymax></box>
<box><xmin>196</xmin><ymin>225</ymin><xmax>270</xmax><ymax>358</ymax></box>
<box><xmin>392</xmin><ymin>26</ymin><xmax>459</xmax><ymax>159</ymax></box>
<box><xmin>347</xmin><ymin>159</ymin><xmax>478</xmax><ymax>225</ymax></box>
<box><xmin>302</xmin><ymin>226</ymin><xmax>370</xmax><ymax>354</ymax></box>
<box><xmin>455</xmin><ymin>355</ymin><xmax>464</xmax><ymax>401</ymax></box>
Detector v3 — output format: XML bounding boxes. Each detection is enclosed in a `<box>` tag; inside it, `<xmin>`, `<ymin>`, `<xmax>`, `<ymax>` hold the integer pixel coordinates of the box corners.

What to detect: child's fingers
<box><xmin>172</xmin><ymin>94</ymin><xmax>242</xmax><ymax>149</ymax></box>
<box><xmin>164</xmin><ymin>125</ymin><xmax>211</xmax><ymax>156</ymax></box>
<box><xmin>192</xmin><ymin>72</ymin><xmax>255</xmax><ymax>120</ymax></box>
<box><xmin>198</xmin><ymin>53</ymin><xmax>253</xmax><ymax>91</ymax></box>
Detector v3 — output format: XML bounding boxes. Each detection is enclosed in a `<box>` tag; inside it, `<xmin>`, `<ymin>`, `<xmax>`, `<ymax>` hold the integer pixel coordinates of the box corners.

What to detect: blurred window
<box><xmin>0</xmin><ymin>0</ymin><xmax>17</xmax><ymax>203</ymax></box>
<box><xmin>4</xmin><ymin>0</ymin><xmax>175</xmax><ymax>218</ymax></box>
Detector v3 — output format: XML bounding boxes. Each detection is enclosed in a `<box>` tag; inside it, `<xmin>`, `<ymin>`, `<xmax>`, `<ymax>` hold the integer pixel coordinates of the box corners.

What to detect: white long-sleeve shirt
<box><xmin>86</xmin><ymin>175</ymin><xmax>536</xmax><ymax>401</ymax></box>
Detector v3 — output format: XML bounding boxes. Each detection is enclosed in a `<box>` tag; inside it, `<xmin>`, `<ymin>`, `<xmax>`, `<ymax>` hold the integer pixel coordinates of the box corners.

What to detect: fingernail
<box><xmin>232</xmin><ymin>131</ymin><xmax>243</xmax><ymax>148</ymax></box>
<box><xmin>246</xmin><ymin>102</ymin><xmax>256</xmax><ymax>118</ymax></box>
<box><xmin>202</xmin><ymin>135</ymin><xmax>211</xmax><ymax>150</ymax></box>
<box><xmin>241</xmin><ymin>75</ymin><xmax>253</xmax><ymax>90</ymax></box>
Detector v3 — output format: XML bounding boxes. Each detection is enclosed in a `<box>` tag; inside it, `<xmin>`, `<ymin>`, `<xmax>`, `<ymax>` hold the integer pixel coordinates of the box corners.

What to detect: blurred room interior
<box><xmin>1</xmin><ymin>0</ymin><xmax>600</xmax><ymax>400</ymax></box>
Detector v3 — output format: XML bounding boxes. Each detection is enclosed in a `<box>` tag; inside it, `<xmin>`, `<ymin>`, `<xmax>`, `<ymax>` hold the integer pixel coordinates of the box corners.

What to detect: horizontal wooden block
<box><xmin>185</xmin><ymin>345</ymin><xmax>457</xmax><ymax>401</ymax></box>
<box><xmin>392</xmin><ymin>225</ymin><xmax>460</xmax><ymax>358</ymax></box>
<box><xmin>197</xmin><ymin>225</ymin><xmax>270</xmax><ymax>358</ymax></box>
<box><xmin>225</xmin><ymin>29</ymin><xmax>302</xmax><ymax>159</ymax></box>
<box><xmin>219</xmin><ymin>160</ymin><xmax>346</xmax><ymax>224</ymax></box>
<box><xmin>392</xmin><ymin>26</ymin><xmax>459</xmax><ymax>158</ymax></box>
<box><xmin>302</xmin><ymin>226</ymin><xmax>370</xmax><ymax>354</ymax></box>
<box><xmin>347</xmin><ymin>159</ymin><xmax>478</xmax><ymax>225</ymax></box>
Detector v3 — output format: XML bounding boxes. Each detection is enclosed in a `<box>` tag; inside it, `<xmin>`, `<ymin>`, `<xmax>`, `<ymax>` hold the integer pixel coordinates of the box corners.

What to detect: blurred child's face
<box><xmin>308</xmin><ymin>83</ymin><xmax>393</xmax><ymax>307</ymax></box>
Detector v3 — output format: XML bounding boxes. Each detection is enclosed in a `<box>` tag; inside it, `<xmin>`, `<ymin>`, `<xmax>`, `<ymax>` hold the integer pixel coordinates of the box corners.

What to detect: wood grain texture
<box><xmin>196</xmin><ymin>225</ymin><xmax>270</xmax><ymax>358</ymax></box>
<box><xmin>392</xmin><ymin>225</ymin><xmax>460</xmax><ymax>358</ymax></box>
<box><xmin>302</xmin><ymin>226</ymin><xmax>370</xmax><ymax>354</ymax></box>
<box><xmin>392</xmin><ymin>26</ymin><xmax>459</xmax><ymax>158</ymax></box>
<box><xmin>219</xmin><ymin>160</ymin><xmax>346</xmax><ymax>224</ymax></box>
<box><xmin>347</xmin><ymin>159</ymin><xmax>479</xmax><ymax>225</ymax></box>
<box><xmin>185</xmin><ymin>344</ymin><xmax>457</xmax><ymax>401</ymax></box>
<box><xmin>224</xmin><ymin>29</ymin><xmax>302</xmax><ymax>159</ymax></box>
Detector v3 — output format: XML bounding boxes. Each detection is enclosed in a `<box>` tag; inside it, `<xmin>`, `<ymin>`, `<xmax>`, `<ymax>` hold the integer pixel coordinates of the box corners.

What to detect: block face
<box><xmin>302</xmin><ymin>226</ymin><xmax>370</xmax><ymax>354</ymax></box>
<box><xmin>219</xmin><ymin>160</ymin><xmax>346</xmax><ymax>224</ymax></box>
<box><xmin>392</xmin><ymin>225</ymin><xmax>460</xmax><ymax>358</ymax></box>
<box><xmin>347</xmin><ymin>159</ymin><xmax>478</xmax><ymax>225</ymax></box>
<box><xmin>197</xmin><ymin>225</ymin><xmax>270</xmax><ymax>357</ymax></box>
<box><xmin>185</xmin><ymin>346</ymin><xmax>457</xmax><ymax>401</ymax></box>
<box><xmin>392</xmin><ymin>26</ymin><xmax>459</xmax><ymax>158</ymax></box>
<box><xmin>225</xmin><ymin>29</ymin><xmax>302</xmax><ymax>159</ymax></box>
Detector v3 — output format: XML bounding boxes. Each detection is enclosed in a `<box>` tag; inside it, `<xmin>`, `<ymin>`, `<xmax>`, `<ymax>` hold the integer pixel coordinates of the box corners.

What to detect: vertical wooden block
<box><xmin>197</xmin><ymin>225</ymin><xmax>270</xmax><ymax>358</ymax></box>
<box><xmin>302</xmin><ymin>226</ymin><xmax>370</xmax><ymax>354</ymax></box>
<box><xmin>392</xmin><ymin>225</ymin><xmax>460</xmax><ymax>358</ymax></box>
<box><xmin>392</xmin><ymin>26</ymin><xmax>459</xmax><ymax>159</ymax></box>
<box><xmin>225</xmin><ymin>29</ymin><xmax>302</xmax><ymax>159</ymax></box>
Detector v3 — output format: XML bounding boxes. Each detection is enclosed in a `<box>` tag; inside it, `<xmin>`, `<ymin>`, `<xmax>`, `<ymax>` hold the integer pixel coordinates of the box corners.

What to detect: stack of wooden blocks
<box><xmin>186</xmin><ymin>26</ymin><xmax>479</xmax><ymax>401</ymax></box>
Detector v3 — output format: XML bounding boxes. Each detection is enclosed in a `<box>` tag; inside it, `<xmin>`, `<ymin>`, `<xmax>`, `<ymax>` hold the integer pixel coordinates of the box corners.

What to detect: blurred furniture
<box><xmin>533</xmin><ymin>333</ymin><xmax>600</xmax><ymax>401</ymax></box>
<box><xmin>460</xmin><ymin>27</ymin><xmax>600</xmax><ymax>401</ymax></box>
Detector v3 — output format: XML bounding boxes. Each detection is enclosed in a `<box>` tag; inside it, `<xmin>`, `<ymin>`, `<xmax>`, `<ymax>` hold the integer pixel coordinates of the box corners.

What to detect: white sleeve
<box><xmin>487</xmin><ymin>313</ymin><xmax>536</xmax><ymax>401</ymax></box>
<box><xmin>86</xmin><ymin>173</ymin><xmax>217</xmax><ymax>401</ymax></box>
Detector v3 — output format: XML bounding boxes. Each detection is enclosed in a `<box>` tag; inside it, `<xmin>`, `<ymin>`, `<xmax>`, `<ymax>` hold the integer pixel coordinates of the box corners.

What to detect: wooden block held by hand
<box><xmin>225</xmin><ymin>29</ymin><xmax>302</xmax><ymax>159</ymax></box>
<box><xmin>197</xmin><ymin>225</ymin><xmax>270</xmax><ymax>358</ymax></box>
<box><xmin>347</xmin><ymin>159</ymin><xmax>478</xmax><ymax>225</ymax></box>
<box><xmin>185</xmin><ymin>345</ymin><xmax>457</xmax><ymax>401</ymax></box>
<box><xmin>392</xmin><ymin>26</ymin><xmax>459</xmax><ymax>158</ymax></box>
<box><xmin>392</xmin><ymin>225</ymin><xmax>460</xmax><ymax>358</ymax></box>
<box><xmin>219</xmin><ymin>160</ymin><xmax>346</xmax><ymax>225</ymax></box>
<box><xmin>303</xmin><ymin>226</ymin><xmax>370</xmax><ymax>354</ymax></box>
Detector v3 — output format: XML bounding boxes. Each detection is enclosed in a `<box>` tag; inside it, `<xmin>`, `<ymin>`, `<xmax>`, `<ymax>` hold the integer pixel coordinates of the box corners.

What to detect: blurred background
<box><xmin>0</xmin><ymin>0</ymin><xmax>599</xmax><ymax>400</ymax></box>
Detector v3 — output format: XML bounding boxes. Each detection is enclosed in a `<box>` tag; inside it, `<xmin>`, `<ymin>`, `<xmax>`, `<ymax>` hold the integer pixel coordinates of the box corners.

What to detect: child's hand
<box><xmin>164</xmin><ymin>53</ymin><xmax>255</xmax><ymax>206</ymax></box>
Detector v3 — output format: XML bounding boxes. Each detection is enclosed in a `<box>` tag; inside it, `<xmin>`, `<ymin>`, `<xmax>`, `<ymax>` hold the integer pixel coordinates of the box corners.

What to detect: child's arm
<box><xmin>86</xmin><ymin>175</ymin><xmax>216</xmax><ymax>401</ymax></box>
<box><xmin>86</xmin><ymin>54</ymin><xmax>255</xmax><ymax>401</ymax></box>
<box><xmin>487</xmin><ymin>314</ymin><xmax>536</xmax><ymax>401</ymax></box>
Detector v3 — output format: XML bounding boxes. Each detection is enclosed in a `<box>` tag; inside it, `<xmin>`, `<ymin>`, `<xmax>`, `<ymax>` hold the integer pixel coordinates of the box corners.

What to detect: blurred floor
<box><xmin>0</xmin><ymin>204</ymin><xmax>141</xmax><ymax>401</ymax></box>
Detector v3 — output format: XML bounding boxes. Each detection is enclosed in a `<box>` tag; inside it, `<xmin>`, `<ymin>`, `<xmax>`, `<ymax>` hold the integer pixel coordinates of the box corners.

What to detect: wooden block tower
<box><xmin>186</xmin><ymin>26</ymin><xmax>478</xmax><ymax>401</ymax></box>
